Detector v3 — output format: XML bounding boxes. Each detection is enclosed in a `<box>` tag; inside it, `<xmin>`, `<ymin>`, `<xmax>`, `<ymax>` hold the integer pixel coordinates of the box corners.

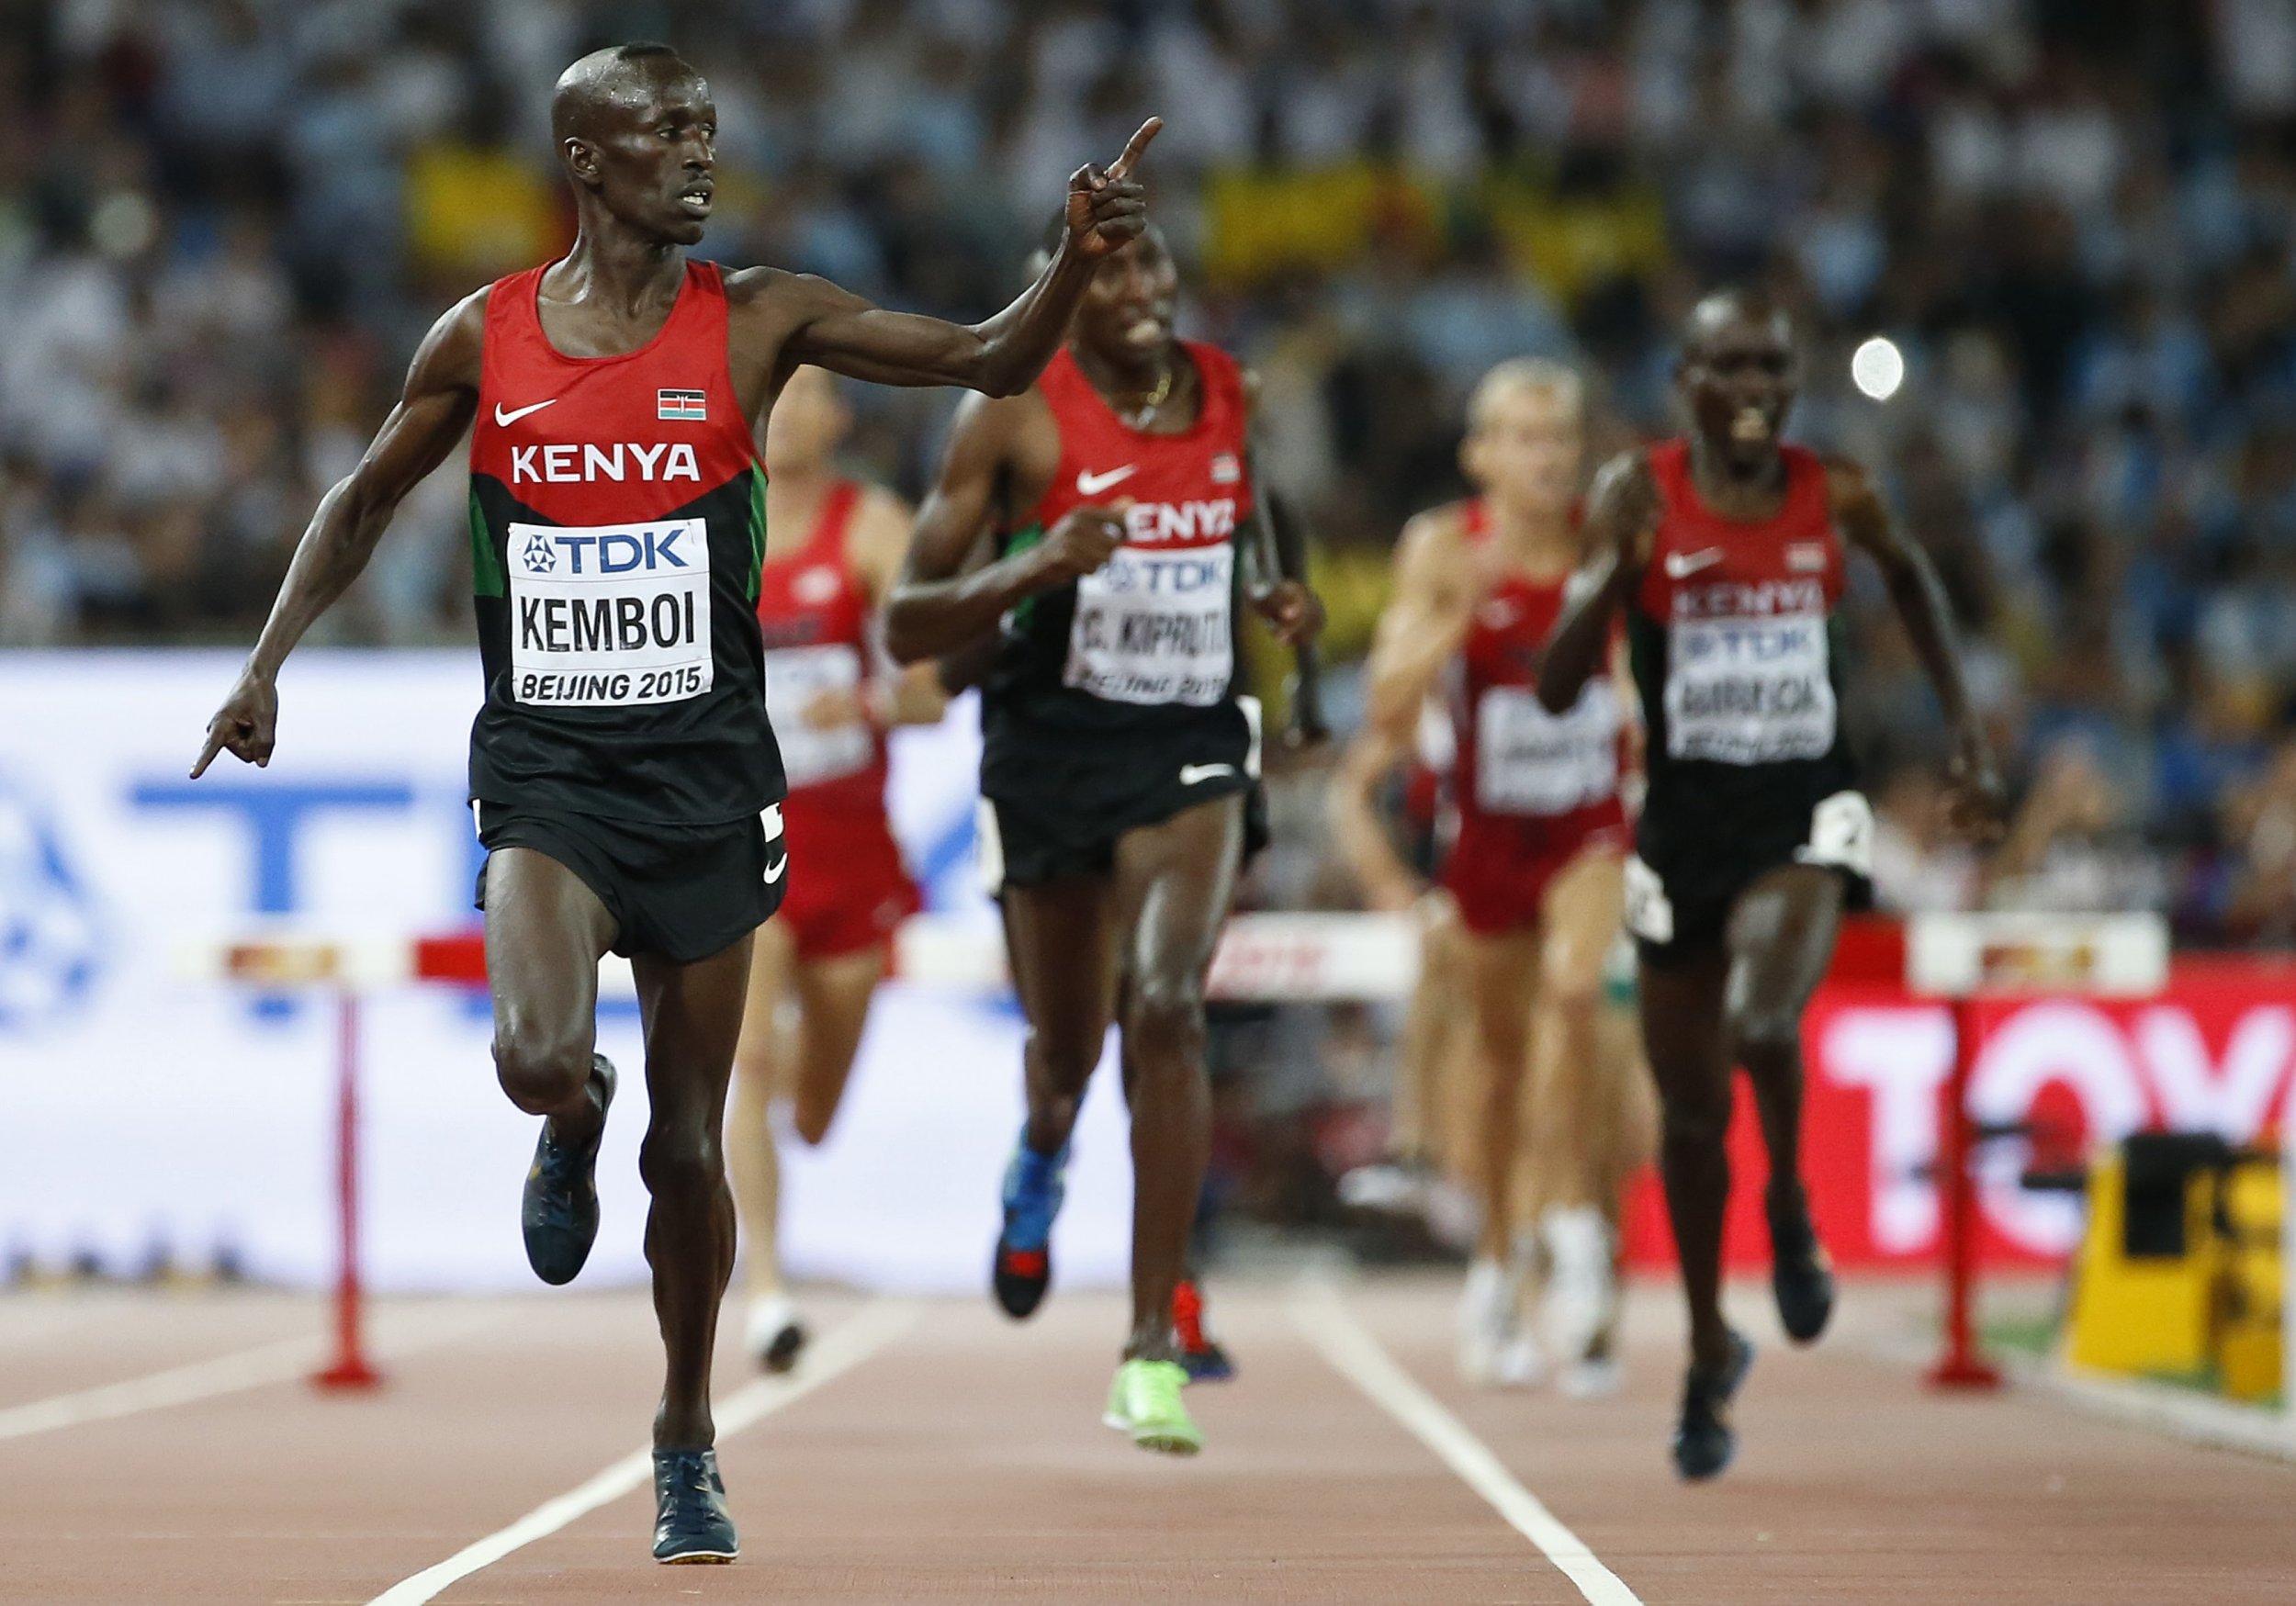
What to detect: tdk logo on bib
<box><xmin>1065</xmin><ymin>544</ymin><xmax>1234</xmax><ymax>707</ymax></box>
<box><xmin>522</xmin><ymin>528</ymin><xmax>692</xmax><ymax>575</ymax></box>
<box><xmin>507</xmin><ymin>519</ymin><xmax>714</xmax><ymax>708</ymax></box>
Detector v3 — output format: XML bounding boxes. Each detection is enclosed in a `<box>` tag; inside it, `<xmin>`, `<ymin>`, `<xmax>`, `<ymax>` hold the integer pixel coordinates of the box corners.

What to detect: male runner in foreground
<box><xmin>191</xmin><ymin>42</ymin><xmax>1158</xmax><ymax>1560</ymax></box>
<box><xmin>1331</xmin><ymin>359</ymin><xmax>1645</xmax><ymax>1393</ymax></box>
<box><xmin>729</xmin><ymin>365</ymin><xmax>945</xmax><ymax>1374</ymax></box>
<box><xmin>885</xmin><ymin>221</ymin><xmax>1320</xmax><ymax>1455</ymax></box>
<box><xmin>1539</xmin><ymin>290</ymin><xmax>2002</xmax><ymax>1478</ymax></box>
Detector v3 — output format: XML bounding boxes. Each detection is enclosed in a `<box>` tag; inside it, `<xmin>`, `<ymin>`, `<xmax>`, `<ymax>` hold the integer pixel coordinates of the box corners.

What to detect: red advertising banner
<box><xmin>1619</xmin><ymin>955</ymin><xmax>2296</xmax><ymax>1270</ymax></box>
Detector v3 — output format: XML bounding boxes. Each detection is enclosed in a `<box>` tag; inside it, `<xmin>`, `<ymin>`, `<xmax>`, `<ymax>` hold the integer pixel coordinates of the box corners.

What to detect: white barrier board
<box><xmin>0</xmin><ymin>650</ymin><xmax>1141</xmax><ymax>1293</ymax></box>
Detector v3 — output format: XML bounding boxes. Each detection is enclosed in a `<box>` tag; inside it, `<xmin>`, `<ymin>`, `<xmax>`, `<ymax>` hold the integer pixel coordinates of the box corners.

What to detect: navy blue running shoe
<box><xmin>991</xmin><ymin>1131</ymin><xmax>1068</xmax><ymax>1319</ymax></box>
<box><xmin>521</xmin><ymin>1054</ymin><xmax>615</xmax><ymax>1286</ymax></box>
<box><xmin>1672</xmin><ymin>1330</ymin><xmax>1754</xmax><ymax>1482</ymax></box>
<box><xmin>1174</xmin><ymin>1276</ymin><xmax>1236</xmax><ymax>1383</ymax></box>
<box><xmin>1768</xmin><ymin>1192</ymin><xmax>1836</xmax><ymax>1344</ymax></box>
<box><xmin>652</xmin><ymin>1447</ymin><xmax>737</xmax><ymax>1564</ymax></box>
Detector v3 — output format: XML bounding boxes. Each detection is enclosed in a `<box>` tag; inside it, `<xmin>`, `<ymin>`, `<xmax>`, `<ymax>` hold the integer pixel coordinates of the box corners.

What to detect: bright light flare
<box><xmin>1851</xmin><ymin>336</ymin><xmax>1906</xmax><ymax>401</ymax></box>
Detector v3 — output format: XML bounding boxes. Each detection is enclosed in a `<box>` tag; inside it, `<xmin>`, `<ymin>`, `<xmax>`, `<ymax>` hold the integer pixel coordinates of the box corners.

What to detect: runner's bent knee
<box><xmin>493</xmin><ymin>1019</ymin><xmax>593</xmax><ymax>1113</ymax></box>
<box><xmin>640</xmin><ymin>1122</ymin><xmax>725</xmax><ymax>1197</ymax></box>
<box><xmin>1660</xmin><ymin>1088</ymin><xmax>1732</xmax><ymax>1149</ymax></box>
<box><xmin>1538</xmin><ymin>944</ymin><xmax>1605</xmax><ymax>1017</ymax></box>
<box><xmin>1121</xmin><ymin>973</ymin><xmax>1205</xmax><ymax>1070</ymax></box>
<box><xmin>1725</xmin><ymin>998</ymin><xmax>1801</xmax><ymax>1067</ymax></box>
<box><xmin>1026</xmin><ymin>1016</ymin><xmax>1105</xmax><ymax>1087</ymax></box>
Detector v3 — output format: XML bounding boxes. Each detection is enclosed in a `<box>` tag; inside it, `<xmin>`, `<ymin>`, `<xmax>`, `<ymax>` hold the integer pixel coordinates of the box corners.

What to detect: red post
<box><xmin>1928</xmin><ymin>994</ymin><xmax>2001</xmax><ymax>1389</ymax></box>
<box><xmin>313</xmin><ymin>992</ymin><xmax>382</xmax><ymax>1390</ymax></box>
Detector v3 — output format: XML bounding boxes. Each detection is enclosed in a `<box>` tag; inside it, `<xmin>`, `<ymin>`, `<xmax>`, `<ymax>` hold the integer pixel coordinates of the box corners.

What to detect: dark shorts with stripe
<box><xmin>1627</xmin><ymin>788</ymin><xmax>1874</xmax><ymax>968</ymax></box>
<box><xmin>977</xmin><ymin>699</ymin><xmax>1268</xmax><ymax>892</ymax></box>
<box><xmin>472</xmin><ymin>799</ymin><xmax>789</xmax><ymax>964</ymax></box>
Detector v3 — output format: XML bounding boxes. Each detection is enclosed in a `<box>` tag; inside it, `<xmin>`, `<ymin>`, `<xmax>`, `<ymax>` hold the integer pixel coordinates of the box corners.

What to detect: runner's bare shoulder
<box><xmin>946</xmin><ymin>383</ymin><xmax>1062</xmax><ymax>493</ymax></box>
<box><xmin>411</xmin><ymin>286</ymin><xmax>492</xmax><ymax>393</ymax></box>
<box><xmin>1391</xmin><ymin>501</ymin><xmax>1475</xmax><ymax>598</ymax></box>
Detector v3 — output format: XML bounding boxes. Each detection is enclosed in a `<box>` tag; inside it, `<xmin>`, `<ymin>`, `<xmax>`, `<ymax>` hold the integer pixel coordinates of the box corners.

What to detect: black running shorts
<box><xmin>472</xmin><ymin>799</ymin><xmax>789</xmax><ymax>964</ymax></box>
<box><xmin>1627</xmin><ymin>789</ymin><xmax>1875</xmax><ymax>968</ymax></box>
<box><xmin>976</xmin><ymin>699</ymin><xmax>1268</xmax><ymax>893</ymax></box>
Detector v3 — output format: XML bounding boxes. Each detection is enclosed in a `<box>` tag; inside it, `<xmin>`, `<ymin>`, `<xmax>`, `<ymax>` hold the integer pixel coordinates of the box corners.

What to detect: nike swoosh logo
<box><xmin>493</xmin><ymin>399</ymin><xmax>557</xmax><ymax>426</ymax></box>
<box><xmin>1179</xmin><ymin>763</ymin><xmax>1236</xmax><ymax>786</ymax></box>
<box><xmin>1075</xmin><ymin>465</ymin><xmax>1137</xmax><ymax>497</ymax></box>
<box><xmin>1664</xmin><ymin>547</ymin><xmax>1725</xmax><ymax>578</ymax></box>
<box><xmin>762</xmin><ymin>854</ymin><xmax>788</xmax><ymax>885</ymax></box>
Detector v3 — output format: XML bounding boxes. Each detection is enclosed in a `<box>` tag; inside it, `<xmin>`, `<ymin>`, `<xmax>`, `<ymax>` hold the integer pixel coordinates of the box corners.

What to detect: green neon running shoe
<box><xmin>1101</xmin><ymin>1358</ymin><xmax>1201</xmax><ymax>1456</ymax></box>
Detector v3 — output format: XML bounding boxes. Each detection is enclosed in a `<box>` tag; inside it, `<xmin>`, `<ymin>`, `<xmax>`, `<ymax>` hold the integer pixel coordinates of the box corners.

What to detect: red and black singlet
<box><xmin>467</xmin><ymin>259</ymin><xmax>780</xmax><ymax>823</ymax></box>
<box><xmin>754</xmin><ymin>480</ymin><xmax>889</xmax><ymax>820</ymax></box>
<box><xmin>985</xmin><ymin>342</ymin><xmax>1256</xmax><ymax>734</ymax></box>
<box><xmin>1446</xmin><ymin>498</ymin><xmax>1625</xmax><ymax>837</ymax></box>
<box><xmin>1627</xmin><ymin>438</ymin><xmax>1855</xmax><ymax>867</ymax></box>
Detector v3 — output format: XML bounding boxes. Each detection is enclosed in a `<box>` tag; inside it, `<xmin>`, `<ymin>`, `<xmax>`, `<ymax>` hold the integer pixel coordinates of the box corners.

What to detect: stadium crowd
<box><xmin>4</xmin><ymin>0</ymin><xmax>2296</xmax><ymax>942</ymax></box>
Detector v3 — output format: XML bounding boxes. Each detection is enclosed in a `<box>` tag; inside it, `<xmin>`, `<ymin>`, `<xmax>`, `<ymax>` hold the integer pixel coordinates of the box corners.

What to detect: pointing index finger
<box><xmin>190</xmin><ymin>728</ymin><xmax>224</xmax><ymax>781</ymax></box>
<box><xmin>1106</xmin><ymin>118</ymin><xmax>1162</xmax><ymax>182</ymax></box>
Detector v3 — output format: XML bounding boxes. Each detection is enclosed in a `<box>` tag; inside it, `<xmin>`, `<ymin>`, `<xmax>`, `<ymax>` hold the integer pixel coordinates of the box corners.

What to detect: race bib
<box><xmin>1474</xmin><ymin>682</ymin><xmax>1619</xmax><ymax>816</ymax></box>
<box><xmin>1664</xmin><ymin>610</ymin><xmax>1835</xmax><ymax>765</ymax></box>
<box><xmin>763</xmin><ymin>644</ymin><xmax>872</xmax><ymax>789</ymax></box>
<box><xmin>508</xmin><ymin>519</ymin><xmax>712</xmax><ymax>707</ymax></box>
<box><xmin>1064</xmin><ymin>544</ymin><xmax>1233</xmax><ymax>707</ymax></box>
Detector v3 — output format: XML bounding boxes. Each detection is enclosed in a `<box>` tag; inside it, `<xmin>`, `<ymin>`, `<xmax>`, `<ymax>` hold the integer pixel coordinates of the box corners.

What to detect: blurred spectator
<box><xmin>1986</xmin><ymin>740</ymin><xmax>2168</xmax><ymax>915</ymax></box>
<box><xmin>2217</xmin><ymin>734</ymin><xmax>2296</xmax><ymax>943</ymax></box>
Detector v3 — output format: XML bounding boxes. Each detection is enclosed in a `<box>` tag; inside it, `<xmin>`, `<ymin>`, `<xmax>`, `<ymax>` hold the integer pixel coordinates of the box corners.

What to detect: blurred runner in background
<box><xmin>727</xmin><ymin>366</ymin><xmax>946</xmax><ymax>1376</ymax></box>
<box><xmin>1333</xmin><ymin>359</ymin><xmax>1651</xmax><ymax>1394</ymax></box>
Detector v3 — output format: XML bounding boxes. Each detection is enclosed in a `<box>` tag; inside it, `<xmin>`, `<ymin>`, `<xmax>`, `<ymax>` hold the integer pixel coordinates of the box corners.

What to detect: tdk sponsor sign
<box><xmin>0</xmin><ymin>772</ymin><xmax>103</xmax><ymax>1031</ymax></box>
<box><xmin>519</xmin><ymin>525</ymin><xmax>694</xmax><ymax>575</ymax></box>
<box><xmin>507</xmin><ymin>519</ymin><xmax>715</xmax><ymax>707</ymax></box>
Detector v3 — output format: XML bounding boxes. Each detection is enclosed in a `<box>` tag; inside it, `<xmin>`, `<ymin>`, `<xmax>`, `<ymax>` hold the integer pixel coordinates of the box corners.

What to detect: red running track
<box><xmin>0</xmin><ymin>1275</ymin><xmax>2290</xmax><ymax>1604</ymax></box>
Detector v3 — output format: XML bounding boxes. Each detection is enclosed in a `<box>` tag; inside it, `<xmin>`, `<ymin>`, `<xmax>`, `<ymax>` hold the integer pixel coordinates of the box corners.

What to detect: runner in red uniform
<box><xmin>1542</xmin><ymin>289</ymin><xmax>2002</xmax><ymax>1479</ymax></box>
<box><xmin>193</xmin><ymin>41</ymin><xmax>1161</xmax><ymax>1562</ymax></box>
<box><xmin>1333</xmin><ymin>360</ymin><xmax>1644</xmax><ymax>1392</ymax></box>
<box><xmin>727</xmin><ymin>365</ymin><xmax>941</xmax><ymax>1375</ymax></box>
<box><xmin>886</xmin><ymin>221</ymin><xmax>1320</xmax><ymax>1455</ymax></box>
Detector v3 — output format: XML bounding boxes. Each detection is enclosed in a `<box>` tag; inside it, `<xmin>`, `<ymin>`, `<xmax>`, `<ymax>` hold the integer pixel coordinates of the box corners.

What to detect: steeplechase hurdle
<box><xmin>185</xmin><ymin>908</ymin><xmax>2170</xmax><ymax>1398</ymax></box>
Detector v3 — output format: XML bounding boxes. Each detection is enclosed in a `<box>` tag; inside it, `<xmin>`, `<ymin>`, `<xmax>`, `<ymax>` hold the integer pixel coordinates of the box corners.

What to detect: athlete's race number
<box><xmin>509</xmin><ymin>517</ymin><xmax>714</xmax><ymax>708</ymax></box>
<box><xmin>1475</xmin><ymin>683</ymin><xmax>1619</xmax><ymax>816</ymax></box>
<box><xmin>1064</xmin><ymin>544</ymin><xmax>1234</xmax><ymax>707</ymax></box>
<box><xmin>1664</xmin><ymin>609</ymin><xmax>1837</xmax><ymax>766</ymax></box>
<box><xmin>763</xmin><ymin>644</ymin><xmax>873</xmax><ymax>788</ymax></box>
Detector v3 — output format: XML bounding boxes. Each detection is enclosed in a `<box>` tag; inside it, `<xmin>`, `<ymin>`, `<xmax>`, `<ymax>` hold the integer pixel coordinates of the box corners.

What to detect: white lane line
<box><xmin>0</xmin><ymin>1336</ymin><xmax>318</xmax><ymax>1442</ymax></box>
<box><xmin>0</xmin><ymin>1306</ymin><xmax>503</xmax><ymax>1443</ymax></box>
<box><xmin>367</xmin><ymin>1298</ymin><xmax>918</xmax><ymax>1606</ymax></box>
<box><xmin>1293</xmin><ymin>1282</ymin><xmax>1644</xmax><ymax>1606</ymax></box>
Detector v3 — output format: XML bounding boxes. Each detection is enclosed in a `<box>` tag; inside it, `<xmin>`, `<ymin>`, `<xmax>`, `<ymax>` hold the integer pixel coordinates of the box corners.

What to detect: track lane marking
<box><xmin>0</xmin><ymin>1306</ymin><xmax>502</xmax><ymax>1443</ymax></box>
<box><xmin>1293</xmin><ymin>1281</ymin><xmax>1645</xmax><ymax>1606</ymax></box>
<box><xmin>366</xmin><ymin>1298</ymin><xmax>918</xmax><ymax>1605</ymax></box>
